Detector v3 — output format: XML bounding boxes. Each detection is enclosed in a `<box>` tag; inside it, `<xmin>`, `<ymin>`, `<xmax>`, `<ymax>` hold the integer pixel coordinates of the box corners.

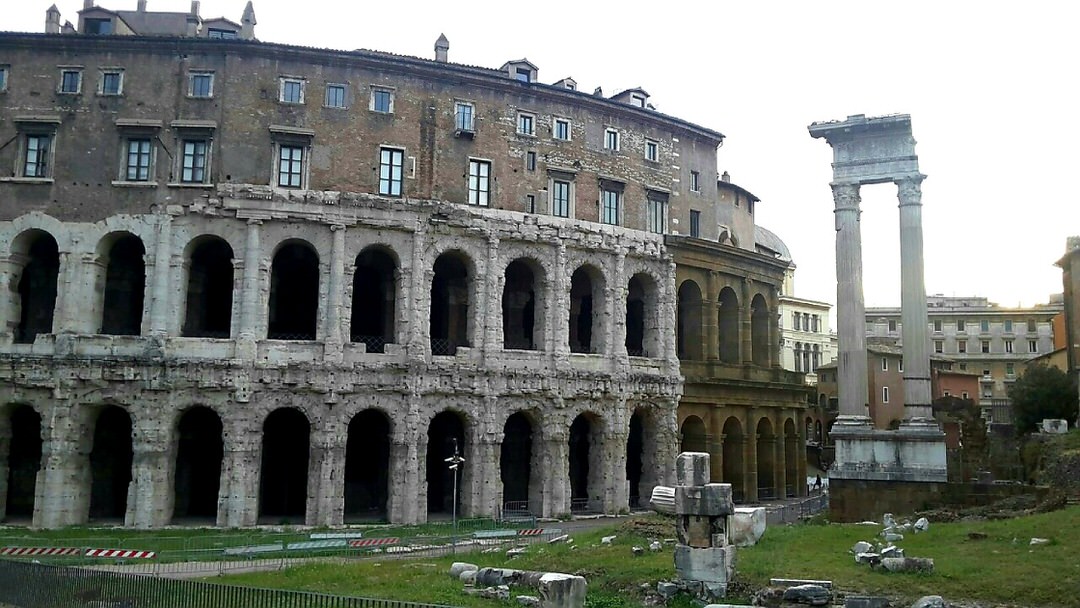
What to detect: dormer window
<box><xmin>207</xmin><ymin>28</ymin><xmax>238</xmax><ymax>39</ymax></box>
<box><xmin>501</xmin><ymin>60</ymin><xmax>538</xmax><ymax>84</ymax></box>
<box><xmin>515</xmin><ymin>68</ymin><xmax>531</xmax><ymax>83</ymax></box>
<box><xmin>84</xmin><ymin>18</ymin><xmax>113</xmax><ymax>35</ymax></box>
<box><xmin>631</xmin><ymin>94</ymin><xmax>646</xmax><ymax>108</ymax></box>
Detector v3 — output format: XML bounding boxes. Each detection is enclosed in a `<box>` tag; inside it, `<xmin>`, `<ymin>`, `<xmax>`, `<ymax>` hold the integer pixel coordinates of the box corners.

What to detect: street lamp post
<box><xmin>445</xmin><ymin>438</ymin><xmax>465</xmax><ymax>554</ymax></box>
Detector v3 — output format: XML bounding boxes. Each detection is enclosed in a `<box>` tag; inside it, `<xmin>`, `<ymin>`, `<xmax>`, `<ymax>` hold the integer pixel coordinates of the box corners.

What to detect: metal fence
<box><xmin>0</xmin><ymin>558</ymin><xmax>460</xmax><ymax>608</ymax></box>
<box><xmin>764</xmin><ymin>492</ymin><xmax>829</xmax><ymax>525</ymax></box>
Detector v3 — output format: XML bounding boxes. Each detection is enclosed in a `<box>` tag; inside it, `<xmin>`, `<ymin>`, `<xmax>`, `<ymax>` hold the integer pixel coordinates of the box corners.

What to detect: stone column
<box><xmin>553</xmin><ymin>243</ymin><xmax>570</xmax><ymax>362</ymax></box>
<box><xmin>406</xmin><ymin>224</ymin><xmax>428</xmax><ymax>362</ymax></box>
<box><xmin>482</xmin><ymin>236</ymin><xmax>502</xmax><ymax>361</ymax></box>
<box><xmin>464</xmin><ymin>414</ymin><xmax>500</xmax><ymax>519</ymax></box>
<box><xmin>769</xmin><ymin>286</ymin><xmax>782</xmax><ymax>368</ymax></box>
<box><xmin>705</xmin><ymin>271</ymin><xmax>720</xmax><ymax>361</ymax></box>
<box><xmin>71</xmin><ymin>254</ymin><xmax>105</xmax><ymax>334</ymax></box>
<box><xmin>323</xmin><ymin>225</ymin><xmax>346</xmax><ymax>363</ymax></box>
<box><xmin>744</xmin><ymin>420</ymin><xmax>758</xmax><ymax>502</ymax></box>
<box><xmin>541</xmin><ymin>428</ymin><xmax>570</xmax><ymax>517</ymax></box>
<box><xmin>832</xmin><ymin>183</ymin><xmax>870</xmax><ymax>423</ymax></box>
<box><xmin>740</xmin><ymin>278</ymin><xmax>753</xmax><ymax>364</ymax></box>
<box><xmin>612</xmin><ymin>251</ymin><xmax>627</xmax><ymax>363</ymax></box>
<box><xmin>220</xmin><ymin>431</ymin><xmax>260</xmax><ymax>528</ymax></box>
<box><xmin>307</xmin><ymin>424</ymin><xmax>345</xmax><ymax>527</ymax></box>
<box><xmin>236</xmin><ymin>220</ymin><xmax>262</xmax><ymax>359</ymax></box>
<box><xmin>774</xmin><ymin>427</ymin><xmax>787</xmax><ymax>498</ymax></box>
<box><xmin>35</xmin><ymin>407</ymin><xmax>91</xmax><ymax>528</ymax></box>
<box><xmin>388</xmin><ymin>399</ymin><xmax>422</xmax><ymax>524</ymax></box>
<box><xmin>0</xmin><ymin>256</ymin><xmax>25</xmax><ymax>344</ymax></box>
<box><xmin>148</xmin><ymin>213</ymin><xmax>174</xmax><ymax>336</ymax></box>
<box><xmin>603</xmin><ymin>404</ymin><xmax>629</xmax><ymax>513</ymax></box>
<box><xmin>897</xmin><ymin>176</ymin><xmax>933</xmax><ymax>420</ymax></box>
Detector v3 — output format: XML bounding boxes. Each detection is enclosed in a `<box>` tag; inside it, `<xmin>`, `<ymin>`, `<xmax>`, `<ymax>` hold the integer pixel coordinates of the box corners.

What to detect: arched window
<box><xmin>430</xmin><ymin>252</ymin><xmax>472</xmax><ymax>355</ymax></box>
<box><xmin>268</xmin><ymin>241</ymin><xmax>319</xmax><ymax>340</ymax></box>
<box><xmin>351</xmin><ymin>247</ymin><xmax>397</xmax><ymax>352</ymax></box>
<box><xmin>183</xmin><ymin>237</ymin><xmax>234</xmax><ymax>338</ymax></box>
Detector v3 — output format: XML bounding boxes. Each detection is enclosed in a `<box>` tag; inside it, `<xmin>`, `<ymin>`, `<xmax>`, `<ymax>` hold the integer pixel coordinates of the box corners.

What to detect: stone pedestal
<box><xmin>672</xmin><ymin>453</ymin><xmax>735</xmax><ymax>597</ymax></box>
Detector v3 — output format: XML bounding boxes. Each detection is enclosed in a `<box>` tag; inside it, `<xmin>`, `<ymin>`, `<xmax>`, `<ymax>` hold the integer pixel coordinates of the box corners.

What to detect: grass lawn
<box><xmin>212</xmin><ymin>507</ymin><xmax>1080</xmax><ymax>608</ymax></box>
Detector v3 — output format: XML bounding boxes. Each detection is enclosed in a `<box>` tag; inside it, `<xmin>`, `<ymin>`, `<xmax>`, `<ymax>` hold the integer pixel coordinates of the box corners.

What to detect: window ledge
<box><xmin>186</xmin><ymin>95</ymin><xmax>215</xmax><ymax>100</ymax></box>
<box><xmin>167</xmin><ymin>182</ymin><xmax>215</xmax><ymax>189</ymax></box>
<box><xmin>111</xmin><ymin>180</ymin><xmax>158</xmax><ymax>188</ymax></box>
<box><xmin>0</xmin><ymin>177</ymin><xmax>53</xmax><ymax>184</ymax></box>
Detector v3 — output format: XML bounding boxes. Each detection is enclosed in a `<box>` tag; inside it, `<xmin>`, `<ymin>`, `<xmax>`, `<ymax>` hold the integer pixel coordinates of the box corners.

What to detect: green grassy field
<box><xmin>213</xmin><ymin>507</ymin><xmax>1080</xmax><ymax>608</ymax></box>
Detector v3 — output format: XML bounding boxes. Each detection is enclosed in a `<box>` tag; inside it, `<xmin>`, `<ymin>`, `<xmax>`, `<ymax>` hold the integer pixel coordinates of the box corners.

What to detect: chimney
<box><xmin>190</xmin><ymin>0</ymin><xmax>200</xmax><ymax>16</ymax></box>
<box><xmin>721</xmin><ymin>171</ymin><xmax>730</xmax><ymax>183</ymax></box>
<box><xmin>434</xmin><ymin>33</ymin><xmax>449</xmax><ymax>63</ymax></box>
<box><xmin>46</xmin><ymin>4</ymin><xmax>61</xmax><ymax>33</ymax></box>
<box><xmin>593</xmin><ymin>87</ymin><xmax>603</xmax><ymax>97</ymax></box>
<box><xmin>137</xmin><ymin>0</ymin><xmax>146</xmax><ymax>11</ymax></box>
<box><xmin>83</xmin><ymin>0</ymin><xmax>94</xmax><ymax>9</ymax></box>
<box><xmin>62</xmin><ymin>20</ymin><xmax>76</xmax><ymax>33</ymax></box>
<box><xmin>241</xmin><ymin>1</ymin><xmax>256</xmax><ymax>39</ymax></box>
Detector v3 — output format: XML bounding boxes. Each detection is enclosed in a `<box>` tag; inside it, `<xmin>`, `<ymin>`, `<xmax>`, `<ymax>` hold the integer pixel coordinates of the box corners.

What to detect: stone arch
<box><xmin>173</xmin><ymin>406</ymin><xmax>223</xmax><ymax>522</ymax></box>
<box><xmin>500</xmin><ymin>410</ymin><xmax>538</xmax><ymax>513</ymax></box>
<box><xmin>344</xmin><ymin>409</ymin><xmax>391</xmax><ymax>521</ymax></box>
<box><xmin>569</xmin><ymin>264</ymin><xmax>606</xmax><ymax>354</ymax></box>
<box><xmin>268</xmin><ymin>240</ymin><xmax>320</xmax><ymax>340</ymax></box>
<box><xmin>722</xmin><ymin>417</ymin><xmax>744</xmax><ymax>502</ymax></box>
<box><xmin>182</xmin><ymin>235</ymin><xmax>234</xmax><ymax>338</ymax></box>
<box><xmin>9</xmin><ymin>229</ymin><xmax>60</xmax><ymax>344</ymax></box>
<box><xmin>568</xmin><ymin>411</ymin><xmax>604</xmax><ymax>512</ymax></box>
<box><xmin>259</xmin><ymin>407</ymin><xmax>310</xmax><ymax>522</ymax></box>
<box><xmin>626</xmin><ymin>272</ymin><xmax>659</xmax><ymax>357</ymax></box>
<box><xmin>718</xmin><ymin>286</ymin><xmax>740</xmax><ymax>363</ymax></box>
<box><xmin>0</xmin><ymin>404</ymin><xmax>42</xmax><ymax>521</ymax></box>
<box><xmin>430</xmin><ymin>250</ymin><xmax>474</xmax><ymax>355</ymax></box>
<box><xmin>426</xmin><ymin>410</ymin><xmax>467</xmax><ymax>515</ymax></box>
<box><xmin>351</xmin><ymin>245</ymin><xmax>398</xmax><ymax>353</ymax></box>
<box><xmin>751</xmin><ymin>293</ymin><xmax>770</xmax><ymax>366</ymax></box>
<box><xmin>502</xmin><ymin>258</ymin><xmax>545</xmax><ymax>351</ymax></box>
<box><xmin>756</xmin><ymin>417</ymin><xmax>776</xmax><ymax>500</ymax></box>
<box><xmin>89</xmin><ymin>405</ymin><xmax>134</xmax><ymax>521</ymax></box>
<box><xmin>627</xmin><ymin>407</ymin><xmax>661</xmax><ymax>508</ymax></box>
<box><xmin>680</xmin><ymin>415</ymin><xmax>707</xmax><ymax>453</ymax></box>
<box><xmin>677</xmin><ymin>279</ymin><xmax>703</xmax><ymax>360</ymax></box>
<box><xmin>784</xmin><ymin>418</ymin><xmax>798</xmax><ymax>498</ymax></box>
<box><xmin>96</xmin><ymin>231</ymin><xmax>146</xmax><ymax>336</ymax></box>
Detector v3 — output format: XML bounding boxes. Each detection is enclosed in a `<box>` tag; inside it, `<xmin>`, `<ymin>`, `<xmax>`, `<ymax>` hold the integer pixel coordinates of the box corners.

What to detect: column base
<box><xmin>829</xmin><ymin>423</ymin><xmax>946</xmax><ymax>483</ymax></box>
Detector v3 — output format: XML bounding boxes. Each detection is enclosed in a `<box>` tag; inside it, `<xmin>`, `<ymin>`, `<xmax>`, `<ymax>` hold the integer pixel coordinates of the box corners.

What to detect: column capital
<box><xmin>246</xmin><ymin>218</ymin><xmax>263</xmax><ymax>226</ymax></box>
<box><xmin>830</xmin><ymin>182</ymin><xmax>861</xmax><ymax>210</ymax></box>
<box><xmin>330</xmin><ymin>224</ymin><xmax>347</xmax><ymax>232</ymax></box>
<box><xmin>895</xmin><ymin>175</ymin><xmax>926</xmax><ymax>206</ymax></box>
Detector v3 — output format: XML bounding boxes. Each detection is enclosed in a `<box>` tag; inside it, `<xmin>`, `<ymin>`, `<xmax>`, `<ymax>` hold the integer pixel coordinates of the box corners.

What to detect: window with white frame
<box><xmin>882</xmin><ymin>386</ymin><xmax>889</xmax><ymax>403</ymax></box>
<box><xmin>277</xmin><ymin>144</ymin><xmax>304</xmax><ymax>188</ymax></box>
<box><xmin>207</xmin><ymin>28</ymin><xmax>237</xmax><ymax>39</ymax></box>
<box><xmin>325</xmin><ymin>83</ymin><xmax>347</xmax><ymax>109</ymax></box>
<box><xmin>180</xmin><ymin>138</ymin><xmax>209</xmax><ymax>184</ymax></box>
<box><xmin>980</xmin><ymin>319</ymin><xmax>990</xmax><ymax>332</ymax></box>
<box><xmin>549</xmin><ymin>175</ymin><xmax>572</xmax><ymax>218</ymax></box>
<box><xmin>467</xmin><ymin>159</ymin><xmax>490</xmax><ymax>206</ymax></box>
<box><xmin>600</xmin><ymin>187</ymin><xmax>620</xmax><ymax>225</ymax></box>
<box><xmin>455</xmin><ymin>102</ymin><xmax>475</xmax><ymax>132</ymax></box>
<box><xmin>1004</xmin><ymin>339</ymin><xmax>1013</xmax><ymax>353</ymax></box>
<box><xmin>792</xmin><ymin>312</ymin><xmax>800</xmax><ymax>331</ymax></box>
<box><xmin>99</xmin><ymin>69</ymin><xmax>123</xmax><ymax>96</ymax></box>
<box><xmin>958</xmin><ymin>340</ymin><xmax>967</xmax><ymax>353</ymax></box>
<box><xmin>123</xmin><ymin>138</ymin><xmax>153</xmax><ymax>182</ymax></box>
<box><xmin>645</xmin><ymin>139</ymin><xmax>658</xmax><ymax>162</ymax></box>
<box><xmin>1027</xmin><ymin>319</ymin><xmax>1036</xmax><ymax>332</ymax></box>
<box><xmin>957</xmin><ymin>320</ymin><xmax>966</xmax><ymax>332</ymax></box>
<box><xmin>553</xmin><ymin>118</ymin><xmax>571</xmax><ymax>141</ymax></box>
<box><xmin>934</xmin><ymin>340</ymin><xmax>943</xmax><ymax>353</ymax></box>
<box><xmin>517</xmin><ymin>112</ymin><xmax>535</xmax><ymax>136</ymax></box>
<box><xmin>646</xmin><ymin>192</ymin><xmax>668</xmax><ymax>234</ymax></box>
<box><xmin>604</xmin><ymin>128</ymin><xmax>619</xmax><ymax>151</ymax></box>
<box><xmin>370</xmin><ymin>88</ymin><xmax>393</xmax><ymax>113</ymax></box>
<box><xmin>899</xmin><ymin>358</ymin><xmax>903</xmax><ymax>372</ymax></box>
<box><xmin>689</xmin><ymin>209</ymin><xmax>700</xmax><ymax>237</ymax></box>
<box><xmin>188</xmin><ymin>71</ymin><xmax>214</xmax><ymax>98</ymax></box>
<box><xmin>630</xmin><ymin>93</ymin><xmax>646</xmax><ymax>108</ymax></box>
<box><xmin>881</xmin><ymin>357</ymin><xmax>888</xmax><ymax>371</ymax></box>
<box><xmin>1004</xmin><ymin>319</ymin><xmax>1013</xmax><ymax>333</ymax></box>
<box><xmin>58</xmin><ymin>68</ymin><xmax>82</xmax><ymax>94</ymax></box>
<box><xmin>279</xmin><ymin>77</ymin><xmax>304</xmax><ymax>104</ymax></box>
<box><xmin>933</xmin><ymin>319</ymin><xmax>942</xmax><ymax>332</ymax></box>
<box><xmin>525</xmin><ymin>194</ymin><xmax>536</xmax><ymax>213</ymax></box>
<box><xmin>981</xmin><ymin>340</ymin><xmax>990</xmax><ymax>353</ymax></box>
<box><xmin>0</xmin><ymin>65</ymin><xmax>9</xmax><ymax>93</ymax></box>
<box><xmin>689</xmin><ymin>170</ymin><xmax>700</xmax><ymax>192</ymax></box>
<box><xmin>379</xmin><ymin>147</ymin><xmax>404</xmax><ymax>196</ymax></box>
<box><xmin>22</xmin><ymin>133</ymin><xmax>52</xmax><ymax>178</ymax></box>
<box><xmin>526</xmin><ymin>151</ymin><xmax>536</xmax><ymax>171</ymax></box>
<box><xmin>1006</xmin><ymin>362</ymin><xmax>1015</xmax><ymax>377</ymax></box>
<box><xmin>1028</xmin><ymin>339</ymin><xmax>1038</xmax><ymax>353</ymax></box>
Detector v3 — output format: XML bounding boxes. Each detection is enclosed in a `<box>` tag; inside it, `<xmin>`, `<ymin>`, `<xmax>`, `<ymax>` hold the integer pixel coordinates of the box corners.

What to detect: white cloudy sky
<box><xmin>8</xmin><ymin>1</ymin><xmax>1079</xmax><ymax>309</ymax></box>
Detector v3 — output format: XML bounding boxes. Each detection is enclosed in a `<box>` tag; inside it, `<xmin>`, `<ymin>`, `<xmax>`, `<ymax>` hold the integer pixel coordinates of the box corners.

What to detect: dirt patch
<box><xmin>617</xmin><ymin>516</ymin><xmax>674</xmax><ymax>540</ymax></box>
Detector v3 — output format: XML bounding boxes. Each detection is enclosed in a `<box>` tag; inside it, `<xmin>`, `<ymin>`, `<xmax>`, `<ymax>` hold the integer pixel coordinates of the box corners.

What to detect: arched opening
<box><xmin>89</xmin><ymin>406</ymin><xmax>133</xmax><ymax>521</ymax></box>
<box><xmin>2</xmin><ymin>405</ymin><xmax>41</xmax><ymax>520</ymax></box>
<box><xmin>569</xmin><ymin>266</ymin><xmax>604</xmax><ymax>354</ymax></box>
<box><xmin>718</xmin><ymin>287</ymin><xmax>740</xmax><ymax>363</ymax></box>
<box><xmin>680</xmin><ymin>415</ymin><xmax>707</xmax><ymax>453</ymax></box>
<box><xmin>627</xmin><ymin>410</ymin><xmax>660</xmax><ymax>509</ymax></box>
<box><xmin>351</xmin><ymin>247</ymin><xmax>396</xmax><ymax>353</ymax></box>
<box><xmin>722</xmin><ymin>417</ymin><xmax>744</xmax><ymax>502</ymax></box>
<box><xmin>426</xmin><ymin>411</ymin><xmax>466</xmax><ymax>515</ymax></box>
<box><xmin>751</xmin><ymin>294</ymin><xmax>770</xmax><ymax>366</ymax></box>
<box><xmin>267</xmin><ymin>241</ymin><xmax>319</xmax><ymax>340</ymax></box>
<box><xmin>569</xmin><ymin>413</ymin><xmax>602</xmax><ymax>512</ymax></box>
<box><xmin>344</xmin><ymin>409</ymin><xmax>391</xmax><ymax>521</ymax></box>
<box><xmin>99</xmin><ymin>233</ymin><xmax>146</xmax><ymax>335</ymax></box>
<box><xmin>173</xmin><ymin>407</ymin><xmax>223</xmax><ymax>522</ymax></box>
<box><xmin>500</xmin><ymin>412</ymin><xmax>533</xmax><ymax>512</ymax></box>
<box><xmin>784</xmin><ymin>418</ymin><xmax>799</xmax><ymax>498</ymax></box>
<box><xmin>502</xmin><ymin>259</ymin><xmax>541</xmax><ymax>350</ymax></box>
<box><xmin>819</xmin><ymin>393</ymin><xmax>828</xmax><ymax>409</ymax></box>
<box><xmin>626</xmin><ymin>274</ymin><xmax>657</xmax><ymax>357</ymax></box>
<box><xmin>756</xmin><ymin>418</ymin><xmax>776</xmax><ymax>500</ymax></box>
<box><xmin>677</xmin><ymin>280</ymin><xmax>702</xmax><ymax>360</ymax></box>
<box><xmin>182</xmin><ymin>236</ymin><xmax>234</xmax><ymax>338</ymax></box>
<box><xmin>430</xmin><ymin>252</ymin><xmax>471</xmax><ymax>355</ymax></box>
<box><xmin>259</xmin><ymin>408</ymin><xmax>310</xmax><ymax>522</ymax></box>
<box><xmin>13</xmin><ymin>231</ymin><xmax>59</xmax><ymax>344</ymax></box>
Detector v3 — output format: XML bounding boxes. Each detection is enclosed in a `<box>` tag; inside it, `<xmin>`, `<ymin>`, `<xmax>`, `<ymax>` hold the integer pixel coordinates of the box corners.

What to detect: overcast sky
<box><xmin>8</xmin><ymin>1</ymin><xmax>1079</xmax><ymax>310</ymax></box>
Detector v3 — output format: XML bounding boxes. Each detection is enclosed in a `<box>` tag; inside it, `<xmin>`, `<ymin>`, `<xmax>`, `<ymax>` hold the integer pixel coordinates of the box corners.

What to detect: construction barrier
<box><xmin>85</xmin><ymin>548</ymin><xmax>157</xmax><ymax>559</ymax></box>
<box><xmin>0</xmin><ymin>546</ymin><xmax>82</xmax><ymax>557</ymax></box>
<box><xmin>348</xmin><ymin>537</ymin><xmax>400</xmax><ymax>548</ymax></box>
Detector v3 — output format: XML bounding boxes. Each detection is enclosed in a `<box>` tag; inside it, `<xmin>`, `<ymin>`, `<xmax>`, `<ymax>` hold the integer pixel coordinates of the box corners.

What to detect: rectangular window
<box><xmin>325</xmin><ymin>83</ymin><xmax>347</xmax><ymax>108</ymax></box>
<box><xmin>551</xmin><ymin>180</ymin><xmax>571</xmax><ymax>217</ymax></box>
<box><xmin>601</xmin><ymin>189</ymin><xmax>620</xmax><ymax>225</ymax></box>
<box><xmin>689</xmin><ymin>170</ymin><xmax>700</xmax><ymax>192</ymax></box>
<box><xmin>371</xmin><ymin>88</ymin><xmax>393</xmax><ymax>113</ymax></box>
<box><xmin>933</xmin><ymin>319</ymin><xmax>942</xmax><ymax>332</ymax></box>
<box><xmin>983</xmin><ymin>369</ymin><xmax>991</xmax><ymax>378</ymax></box>
<box><xmin>517</xmin><ymin>112</ymin><xmax>535</xmax><ymax>136</ymax></box>
<box><xmin>59</xmin><ymin>69</ymin><xmax>81</xmax><ymax>94</ymax></box>
<box><xmin>645</xmin><ymin>139</ymin><xmax>658</xmax><ymax>162</ymax></box>
<box><xmin>280</xmin><ymin>77</ymin><xmax>304</xmax><ymax>104</ymax></box>
<box><xmin>934</xmin><ymin>340</ymin><xmax>943</xmax><ymax>353</ymax></box>
<box><xmin>981</xmin><ymin>340</ymin><xmax>990</xmax><ymax>354</ymax></box>
<box><xmin>882</xmin><ymin>386</ymin><xmax>889</xmax><ymax>403</ymax></box>
<box><xmin>604</xmin><ymin>128</ymin><xmax>619</xmax><ymax>151</ymax></box>
<box><xmin>647</xmin><ymin>196</ymin><xmax>667</xmax><ymax>234</ymax></box>
<box><xmin>958</xmin><ymin>340</ymin><xmax>967</xmax><ymax>353</ymax></box>
<box><xmin>525</xmin><ymin>194</ymin><xmax>535</xmax><ymax>213</ymax></box>
<box><xmin>181</xmin><ymin>140</ymin><xmax>208</xmax><ymax>183</ymax></box>
<box><xmin>1004</xmin><ymin>339</ymin><xmax>1013</xmax><ymax>353</ymax></box>
<box><xmin>959</xmin><ymin>363</ymin><xmax>967</xmax><ymax>371</ymax></box>
<box><xmin>980</xmin><ymin>319</ymin><xmax>990</xmax><ymax>332</ymax></box>
<box><xmin>277</xmin><ymin>145</ymin><xmax>304</xmax><ymax>188</ymax></box>
<box><xmin>84</xmin><ymin>18</ymin><xmax>113</xmax><ymax>34</ymax></box>
<box><xmin>100</xmin><ymin>70</ymin><xmax>123</xmax><ymax>96</ymax></box>
<box><xmin>888</xmin><ymin>319</ymin><xmax>897</xmax><ymax>332</ymax></box>
<box><xmin>23</xmin><ymin>135</ymin><xmax>51</xmax><ymax>178</ymax></box>
<box><xmin>1006</xmin><ymin>363</ymin><xmax>1015</xmax><ymax>376</ymax></box>
<box><xmin>526</xmin><ymin>151</ymin><xmax>536</xmax><ymax>171</ymax></box>
<box><xmin>515</xmin><ymin>68</ymin><xmax>531</xmax><ymax>82</ymax></box>
<box><xmin>467</xmin><ymin>159</ymin><xmax>490</xmax><ymax>206</ymax></box>
<box><xmin>379</xmin><ymin>147</ymin><xmax>404</xmax><ymax>196</ymax></box>
<box><xmin>207</xmin><ymin>28</ymin><xmax>238</xmax><ymax>39</ymax></box>
<box><xmin>1029</xmin><ymin>339</ymin><xmax>1038</xmax><ymax>353</ymax></box>
<box><xmin>189</xmin><ymin>71</ymin><xmax>214</xmax><ymax>98</ymax></box>
<box><xmin>0</xmin><ymin>66</ymin><xmax>7</xmax><ymax>92</ymax></box>
<box><xmin>1027</xmin><ymin>319</ymin><xmax>1036</xmax><ymax>332</ymax></box>
<box><xmin>792</xmin><ymin>312</ymin><xmax>800</xmax><ymax>331</ymax></box>
<box><xmin>962</xmin><ymin>391</ymin><xmax>969</xmax><ymax>399</ymax></box>
<box><xmin>957</xmin><ymin>320</ymin><xmax>966</xmax><ymax>332</ymax></box>
<box><xmin>689</xmin><ymin>209</ymin><xmax>701</xmax><ymax>238</ymax></box>
<box><xmin>631</xmin><ymin>93</ymin><xmax>646</xmax><ymax>107</ymax></box>
<box><xmin>125</xmin><ymin>138</ymin><xmax>152</xmax><ymax>181</ymax></box>
<box><xmin>553</xmin><ymin>118</ymin><xmax>570</xmax><ymax>141</ymax></box>
<box><xmin>1004</xmin><ymin>319</ymin><xmax>1013</xmax><ymax>333</ymax></box>
<box><xmin>899</xmin><ymin>358</ymin><xmax>903</xmax><ymax>373</ymax></box>
<box><xmin>455</xmin><ymin>102</ymin><xmax>475</xmax><ymax>132</ymax></box>
<box><xmin>881</xmin><ymin>357</ymin><xmax>888</xmax><ymax>371</ymax></box>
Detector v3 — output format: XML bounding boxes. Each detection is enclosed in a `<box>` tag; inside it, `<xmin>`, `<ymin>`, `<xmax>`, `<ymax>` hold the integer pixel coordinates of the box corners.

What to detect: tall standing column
<box><xmin>832</xmin><ymin>183</ymin><xmax>870</xmax><ymax>423</ymax></box>
<box><xmin>897</xmin><ymin>176</ymin><xmax>932</xmax><ymax>420</ymax></box>
<box><xmin>148</xmin><ymin>214</ymin><xmax>173</xmax><ymax>336</ymax></box>
<box><xmin>238</xmin><ymin>219</ymin><xmax>262</xmax><ymax>350</ymax></box>
<box><xmin>323</xmin><ymin>225</ymin><xmax>346</xmax><ymax>362</ymax></box>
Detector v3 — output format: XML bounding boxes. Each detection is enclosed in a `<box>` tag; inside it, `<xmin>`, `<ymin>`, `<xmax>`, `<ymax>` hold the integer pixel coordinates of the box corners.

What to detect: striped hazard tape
<box><xmin>348</xmin><ymin>537</ymin><xmax>399</xmax><ymax>548</ymax></box>
<box><xmin>0</xmin><ymin>546</ymin><xmax>82</xmax><ymax>557</ymax></box>
<box><xmin>85</xmin><ymin>549</ymin><xmax>156</xmax><ymax>559</ymax></box>
<box><xmin>516</xmin><ymin>529</ymin><xmax>545</xmax><ymax>536</ymax></box>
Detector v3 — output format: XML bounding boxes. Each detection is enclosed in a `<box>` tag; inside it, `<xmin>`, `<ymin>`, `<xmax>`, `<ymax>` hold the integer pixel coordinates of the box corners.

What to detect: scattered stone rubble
<box><xmin>850</xmin><ymin>513</ymin><xmax>934</xmax><ymax>573</ymax></box>
<box><xmin>452</xmin><ymin>563</ymin><xmax>587</xmax><ymax>608</ymax></box>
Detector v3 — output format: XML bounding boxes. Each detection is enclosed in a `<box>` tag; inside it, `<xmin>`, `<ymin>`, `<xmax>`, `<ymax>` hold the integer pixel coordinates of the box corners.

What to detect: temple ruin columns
<box><xmin>832</xmin><ymin>183</ymin><xmax>870</xmax><ymax>422</ymax></box>
<box><xmin>897</xmin><ymin>176</ymin><xmax>933</xmax><ymax>420</ymax></box>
